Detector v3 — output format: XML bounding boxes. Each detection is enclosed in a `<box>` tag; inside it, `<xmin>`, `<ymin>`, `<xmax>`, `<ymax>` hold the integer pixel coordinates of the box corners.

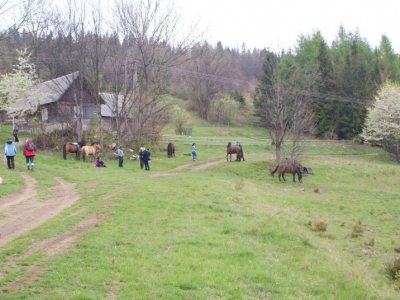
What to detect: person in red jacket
<box><xmin>23</xmin><ymin>139</ymin><xmax>37</xmax><ymax>171</ymax></box>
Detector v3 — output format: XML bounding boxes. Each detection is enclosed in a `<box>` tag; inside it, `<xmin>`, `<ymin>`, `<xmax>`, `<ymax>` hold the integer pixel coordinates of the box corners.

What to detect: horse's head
<box><xmin>91</xmin><ymin>142</ymin><xmax>101</xmax><ymax>149</ymax></box>
<box><xmin>227</xmin><ymin>142</ymin><xmax>232</xmax><ymax>148</ymax></box>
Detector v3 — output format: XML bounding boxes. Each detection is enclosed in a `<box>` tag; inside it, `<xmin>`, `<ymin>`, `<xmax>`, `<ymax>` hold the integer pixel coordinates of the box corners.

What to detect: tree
<box><xmin>171</xmin><ymin>106</ymin><xmax>189</xmax><ymax>134</ymax></box>
<box><xmin>254</xmin><ymin>52</ymin><xmax>319</xmax><ymax>164</ymax></box>
<box><xmin>114</xmin><ymin>0</ymin><xmax>202</xmax><ymax>142</ymax></box>
<box><xmin>362</xmin><ymin>83</ymin><xmax>400</xmax><ymax>146</ymax></box>
<box><xmin>0</xmin><ymin>48</ymin><xmax>45</xmax><ymax>118</ymax></box>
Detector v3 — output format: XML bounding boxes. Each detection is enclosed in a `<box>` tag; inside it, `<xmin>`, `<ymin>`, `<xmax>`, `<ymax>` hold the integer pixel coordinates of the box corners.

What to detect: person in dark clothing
<box><xmin>139</xmin><ymin>146</ymin><xmax>145</xmax><ymax>169</ymax></box>
<box><xmin>142</xmin><ymin>148</ymin><xmax>151</xmax><ymax>171</ymax></box>
<box><xmin>13</xmin><ymin>124</ymin><xmax>19</xmax><ymax>142</ymax></box>
<box><xmin>239</xmin><ymin>142</ymin><xmax>245</xmax><ymax>161</ymax></box>
<box><xmin>117</xmin><ymin>146</ymin><xmax>124</xmax><ymax>167</ymax></box>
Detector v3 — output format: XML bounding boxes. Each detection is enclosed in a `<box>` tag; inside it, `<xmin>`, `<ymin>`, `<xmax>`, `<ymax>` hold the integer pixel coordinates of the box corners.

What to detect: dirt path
<box><xmin>0</xmin><ymin>173</ymin><xmax>80</xmax><ymax>247</ymax></box>
<box><xmin>0</xmin><ymin>155</ymin><xmax>260</xmax><ymax>246</ymax></box>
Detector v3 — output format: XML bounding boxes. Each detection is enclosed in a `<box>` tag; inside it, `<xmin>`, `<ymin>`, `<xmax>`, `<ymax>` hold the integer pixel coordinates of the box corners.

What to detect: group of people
<box><xmin>5</xmin><ymin>128</ymin><xmax>242</xmax><ymax>172</ymax></box>
<box><xmin>4</xmin><ymin>136</ymin><xmax>36</xmax><ymax>171</ymax></box>
<box><xmin>139</xmin><ymin>147</ymin><xmax>151</xmax><ymax>171</ymax></box>
<box><xmin>235</xmin><ymin>141</ymin><xmax>245</xmax><ymax>161</ymax></box>
<box><xmin>94</xmin><ymin>145</ymin><xmax>151</xmax><ymax>170</ymax></box>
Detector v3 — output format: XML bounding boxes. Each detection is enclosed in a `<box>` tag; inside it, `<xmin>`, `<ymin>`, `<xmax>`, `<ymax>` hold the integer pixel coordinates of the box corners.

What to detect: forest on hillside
<box><xmin>1</xmin><ymin>0</ymin><xmax>400</xmax><ymax>145</ymax></box>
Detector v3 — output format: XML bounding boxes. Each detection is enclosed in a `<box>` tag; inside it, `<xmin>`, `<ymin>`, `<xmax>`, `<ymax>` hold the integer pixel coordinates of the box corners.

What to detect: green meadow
<box><xmin>1</xmin><ymin>124</ymin><xmax>400</xmax><ymax>299</ymax></box>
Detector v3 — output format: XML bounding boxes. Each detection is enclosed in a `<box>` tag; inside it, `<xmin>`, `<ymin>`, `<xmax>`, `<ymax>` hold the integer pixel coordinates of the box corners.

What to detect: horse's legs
<box><xmin>293</xmin><ymin>173</ymin><xmax>296</xmax><ymax>182</ymax></box>
<box><xmin>282</xmin><ymin>173</ymin><xmax>286</xmax><ymax>181</ymax></box>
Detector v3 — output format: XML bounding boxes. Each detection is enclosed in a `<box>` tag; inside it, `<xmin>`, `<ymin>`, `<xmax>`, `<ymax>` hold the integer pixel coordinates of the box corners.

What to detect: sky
<box><xmin>174</xmin><ymin>0</ymin><xmax>400</xmax><ymax>52</ymax></box>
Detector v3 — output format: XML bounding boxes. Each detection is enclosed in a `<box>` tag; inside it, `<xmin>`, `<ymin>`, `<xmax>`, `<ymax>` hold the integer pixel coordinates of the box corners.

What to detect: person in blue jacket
<box><xmin>191</xmin><ymin>143</ymin><xmax>197</xmax><ymax>161</ymax></box>
<box><xmin>142</xmin><ymin>148</ymin><xmax>151</xmax><ymax>170</ymax></box>
<box><xmin>4</xmin><ymin>137</ymin><xmax>17</xmax><ymax>169</ymax></box>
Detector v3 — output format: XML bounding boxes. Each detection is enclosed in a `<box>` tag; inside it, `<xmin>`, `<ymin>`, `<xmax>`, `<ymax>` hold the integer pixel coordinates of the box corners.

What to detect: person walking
<box><xmin>23</xmin><ymin>139</ymin><xmax>36</xmax><ymax>171</ymax></box>
<box><xmin>139</xmin><ymin>146</ymin><xmax>145</xmax><ymax>169</ymax></box>
<box><xmin>142</xmin><ymin>148</ymin><xmax>151</xmax><ymax>171</ymax></box>
<box><xmin>239</xmin><ymin>142</ymin><xmax>245</xmax><ymax>161</ymax></box>
<box><xmin>117</xmin><ymin>146</ymin><xmax>124</xmax><ymax>167</ymax></box>
<box><xmin>191</xmin><ymin>143</ymin><xmax>197</xmax><ymax>161</ymax></box>
<box><xmin>4</xmin><ymin>137</ymin><xmax>17</xmax><ymax>170</ymax></box>
<box><xmin>13</xmin><ymin>124</ymin><xmax>19</xmax><ymax>142</ymax></box>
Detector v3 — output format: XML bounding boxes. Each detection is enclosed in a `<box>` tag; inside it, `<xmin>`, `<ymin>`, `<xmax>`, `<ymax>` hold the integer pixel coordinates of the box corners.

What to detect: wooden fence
<box><xmin>160</xmin><ymin>135</ymin><xmax>357</xmax><ymax>147</ymax></box>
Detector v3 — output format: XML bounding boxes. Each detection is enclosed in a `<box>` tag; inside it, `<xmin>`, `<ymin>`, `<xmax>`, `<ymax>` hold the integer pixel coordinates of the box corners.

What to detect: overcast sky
<box><xmin>174</xmin><ymin>0</ymin><xmax>400</xmax><ymax>52</ymax></box>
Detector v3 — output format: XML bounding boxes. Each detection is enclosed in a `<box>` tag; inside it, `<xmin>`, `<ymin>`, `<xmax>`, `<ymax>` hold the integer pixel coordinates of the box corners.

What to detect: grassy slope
<box><xmin>0</xmin><ymin>107</ymin><xmax>400</xmax><ymax>299</ymax></box>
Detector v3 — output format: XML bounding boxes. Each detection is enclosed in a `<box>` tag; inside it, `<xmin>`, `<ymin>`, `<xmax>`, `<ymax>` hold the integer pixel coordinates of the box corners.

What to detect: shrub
<box><xmin>351</xmin><ymin>221</ymin><xmax>364</xmax><ymax>238</ymax></box>
<box><xmin>308</xmin><ymin>221</ymin><xmax>327</xmax><ymax>232</ymax></box>
<box><xmin>385</xmin><ymin>258</ymin><xmax>400</xmax><ymax>281</ymax></box>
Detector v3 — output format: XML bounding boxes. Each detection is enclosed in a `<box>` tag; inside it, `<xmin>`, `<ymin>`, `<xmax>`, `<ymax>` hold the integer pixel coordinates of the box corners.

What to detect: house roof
<box><xmin>36</xmin><ymin>71</ymin><xmax>80</xmax><ymax>105</ymax></box>
<box><xmin>10</xmin><ymin>72</ymin><xmax>80</xmax><ymax>112</ymax></box>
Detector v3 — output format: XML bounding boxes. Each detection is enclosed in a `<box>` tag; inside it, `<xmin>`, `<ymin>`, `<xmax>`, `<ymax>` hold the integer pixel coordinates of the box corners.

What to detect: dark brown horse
<box><xmin>63</xmin><ymin>141</ymin><xmax>86</xmax><ymax>160</ymax></box>
<box><xmin>81</xmin><ymin>142</ymin><xmax>101</xmax><ymax>162</ymax></box>
<box><xmin>226</xmin><ymin>142</ymin><xmax>241</xmax><ymax>162</ymax></box>
<box><xmin>271</xmin><ymin>163</ymin><xmax>303</xmax><ymax>183</ymax></box>
<box><xmin>167</xmin><ymin>142</ymin><xmax>175</xmax><ymax>158</ymax></box>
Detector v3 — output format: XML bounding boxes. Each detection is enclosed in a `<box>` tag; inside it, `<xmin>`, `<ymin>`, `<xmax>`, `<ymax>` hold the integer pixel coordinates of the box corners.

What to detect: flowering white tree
<box><xmin>0</xmin><ymin>48</ymin><xmax>44</xmax><ymax>118</ymax></box>
<box><xmin>362</xmin><ymin>83</ymin><xmax>400</xmax><ymax>145</ymax></box>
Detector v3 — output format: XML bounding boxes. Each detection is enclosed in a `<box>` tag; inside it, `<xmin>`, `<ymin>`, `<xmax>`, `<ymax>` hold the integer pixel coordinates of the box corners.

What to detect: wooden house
<box><xmin>10</xmin><ymin>72</ymin><xmax>103</xmax><ymax>130</ymax></box>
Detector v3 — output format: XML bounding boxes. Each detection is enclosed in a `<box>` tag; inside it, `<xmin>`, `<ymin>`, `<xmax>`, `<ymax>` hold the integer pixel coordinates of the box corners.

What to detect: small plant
<box><xmin>308</xmin><ymin>221</ymin><xmax>327</xmax><ymax>232</ymax></box>
<box><xmin>351</xmin><ymin>221</ymin><xmax>364</xmax><ymax>238</ymax></box>
<box><xmin>385</xmin><ymin>258</ymin><xmax>400</xmax><ymax>281</ymax></box>
<box><xmin>235</xmin><ymin>180</ymin><xmax>244</xmax><ymax>190</ymax></box>
<box><xmin>365</xmin><ymin>238</ymin><xmax>375</xmax><ymax>246</ymax></box>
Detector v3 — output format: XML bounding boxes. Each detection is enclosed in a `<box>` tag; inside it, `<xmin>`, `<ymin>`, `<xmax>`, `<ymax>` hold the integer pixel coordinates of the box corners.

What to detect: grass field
<box><xmin>1</xmin><ymin>124</ymin><xmax>400</xmax><ymax>299</ymax></box>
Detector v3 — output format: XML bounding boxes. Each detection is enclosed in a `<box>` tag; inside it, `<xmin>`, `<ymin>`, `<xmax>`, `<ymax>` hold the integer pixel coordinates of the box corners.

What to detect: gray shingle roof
<box><xmin>10</xmin><ymin>71</ymin><xmax>79</xmax><ymax>112</ymax></box>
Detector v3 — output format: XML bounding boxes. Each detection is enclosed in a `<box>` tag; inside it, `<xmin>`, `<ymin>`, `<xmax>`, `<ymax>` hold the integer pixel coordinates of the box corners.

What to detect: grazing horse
<box><xmin>81</xmin><ymin>142</ymin><xmax>101</xmax><ymax>162</ymax></box>
<box><xmin>271</xmin><ymin>163</ymin><xmax>303</xmax><ymax>183</ymax></box>
<box><xmin>63</xmin><ymin>141</ymin><xmax>86</xmax><ymax>160</ymax></box>
<box><xmin>226</xmin><ymin>142</ymin><xmax>241</xmax><ymax>162</ymax></box>
<box><xmin>167</xmin><ymin>142</ymin><xmax>175</xmax><ymax>158</ymax></box>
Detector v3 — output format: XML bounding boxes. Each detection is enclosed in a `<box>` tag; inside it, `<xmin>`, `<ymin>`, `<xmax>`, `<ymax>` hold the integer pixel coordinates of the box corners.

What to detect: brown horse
<box><xmin>167</xmin><ymin>142</ymin><xmax>175</xmax><ymax>158</ymax></box>
<box><xmin>63</xmin><ymin>141</ymin><xmax>86</xmax><ymax>160</ymax></box>
<box><xmin>271</xmin><ymin>163</ymin><xmax>303</xmax><ymax>183</ymax></box>
<box><xmin>226</xmin><ymin>142</ymin><xmax>241</xmax><ymax>162</ymax></box>
<box><xmin>81</xmin><ymin>142</ymin><xmax>101</xmax><ymax>162</ymax></box>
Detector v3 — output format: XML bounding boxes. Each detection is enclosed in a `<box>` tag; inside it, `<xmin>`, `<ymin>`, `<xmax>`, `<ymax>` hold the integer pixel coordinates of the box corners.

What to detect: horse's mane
<box><xmin>227</xmin><ymin>142</ymin><xmax>232</xmax><ymax>148</ymax></box>
<box><xmin>90</xmin><ymin>141</ymin><xmax>100</xmax><ymax>146</ymax></box>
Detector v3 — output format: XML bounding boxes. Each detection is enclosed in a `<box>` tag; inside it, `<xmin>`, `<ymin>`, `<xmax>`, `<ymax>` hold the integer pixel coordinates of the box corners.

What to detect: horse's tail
<box><xmin>271</xmin><ymin>165</ymin><xmax>278</xmax><ymax>176</ymax></box>
<box><xmin>63</xmin><ymin>144</ymin><xmax>67</xmax><ymax>160</ymax></box>
<box><xmin>82</xmin><ymin>148</ymin><xmax>86</xmax><ymax>162</ymax></box>
<box><xmin>227</xmin><ymin>142</ymin><xmax>231</xmax><ymax>149</ymax></box>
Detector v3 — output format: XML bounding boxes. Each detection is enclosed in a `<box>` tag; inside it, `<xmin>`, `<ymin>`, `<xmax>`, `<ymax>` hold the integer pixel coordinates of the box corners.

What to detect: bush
<box><xmin>351</xmin><ymin>221</ymin><xmax>364</xmax><ymax>238</ymax></box>
<box><xmin>385</xmin><ymin>258</ymin><xmax>400</xmax><ymax>281</ymax></box>
<box><xmin>308</xmin><ymin>221</ymin><xmax>327</xmax><ymax>232</ymax></box>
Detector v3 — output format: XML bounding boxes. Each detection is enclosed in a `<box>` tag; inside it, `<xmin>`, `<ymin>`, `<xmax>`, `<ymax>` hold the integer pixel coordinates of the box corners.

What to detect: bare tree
<box><xmin>254</xmin><ymin>52</ymin><xmax>320</xmax><ymax>164</ymax></box>
<box><xmin>113</xmin><ymin>0</ymin><xmax>202</xmax><ymax>142</ymax></box>
<box><xmin>183</xmin><ymin>42</ymin><xmax>236</xmax><ymax>119</ymax></box>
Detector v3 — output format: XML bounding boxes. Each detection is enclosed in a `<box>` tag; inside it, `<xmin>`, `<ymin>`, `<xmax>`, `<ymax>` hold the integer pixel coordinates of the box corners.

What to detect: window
<box><xmin>42</xmin><ymin>108</ymin><xmax>48</xmax><ymax>121</ymax></box>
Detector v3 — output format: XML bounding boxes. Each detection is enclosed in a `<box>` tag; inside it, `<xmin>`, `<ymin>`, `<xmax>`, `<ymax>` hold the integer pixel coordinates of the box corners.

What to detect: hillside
<box><xmin>0</xmin><ymin>122</ymin><xmax>399</xmax><ymax>299</ymax></box>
